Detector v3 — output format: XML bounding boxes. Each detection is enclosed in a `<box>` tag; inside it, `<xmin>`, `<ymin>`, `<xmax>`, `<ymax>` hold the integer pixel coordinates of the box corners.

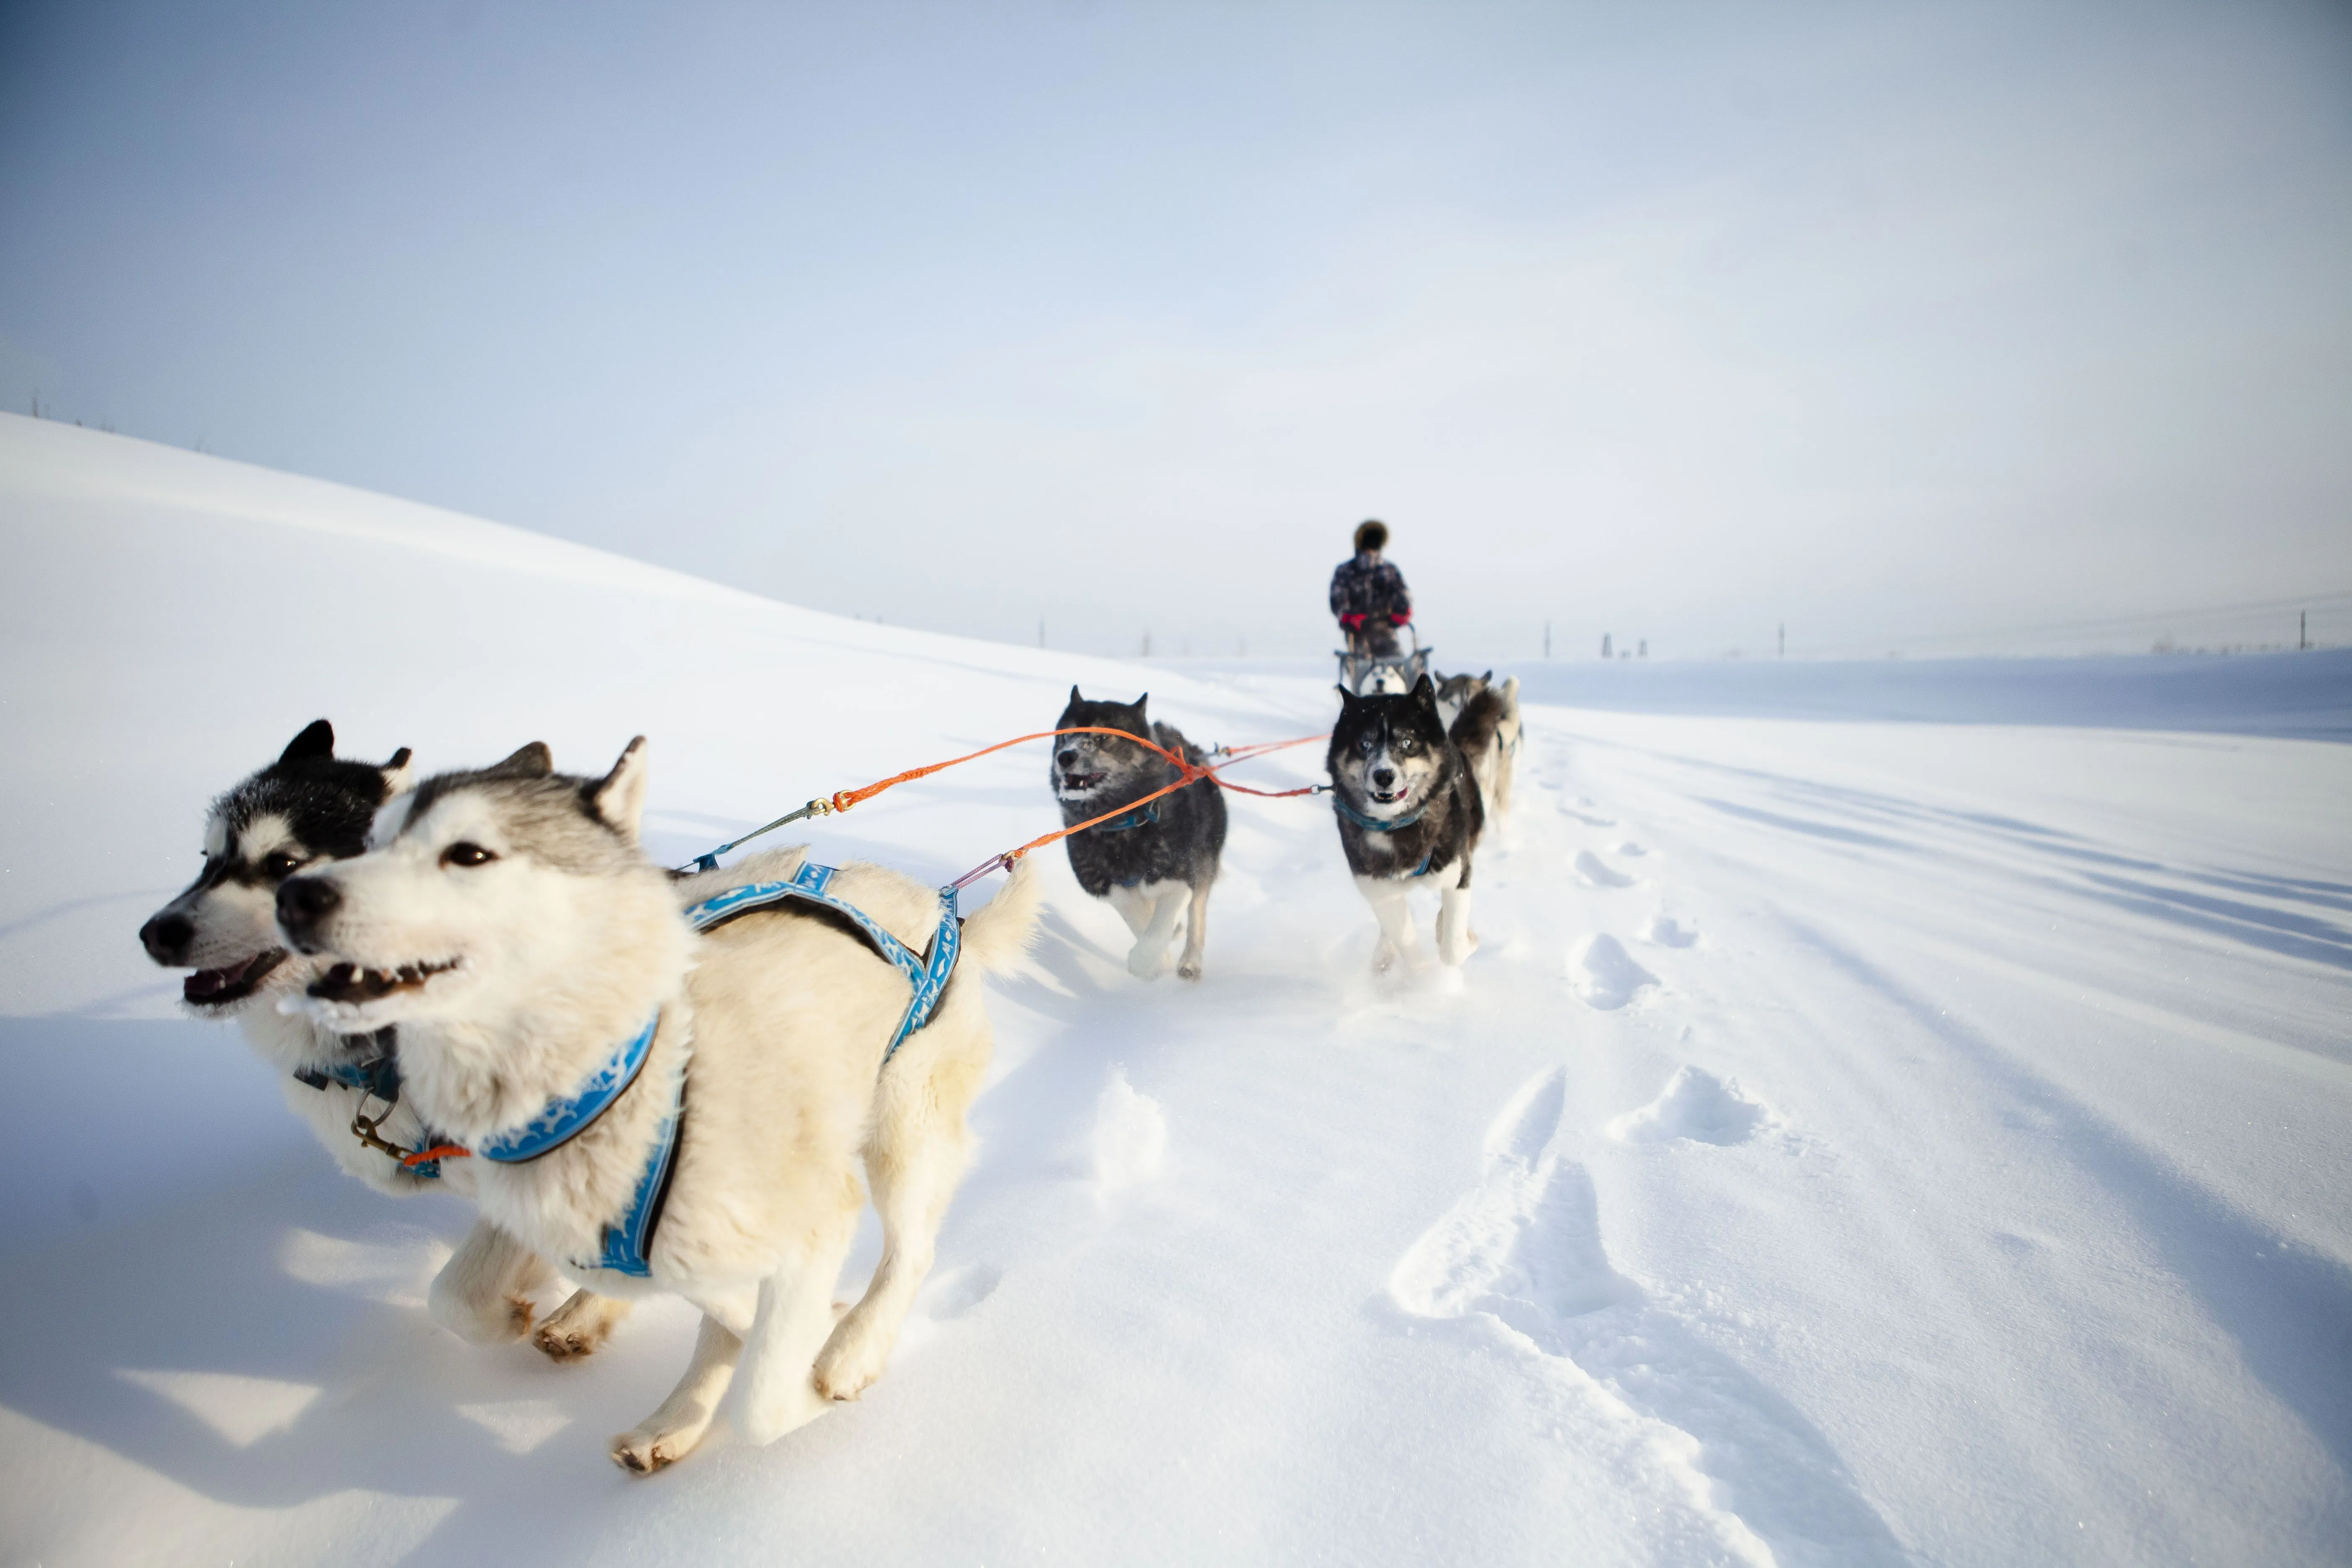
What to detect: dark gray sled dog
<box><xmin>1327</xmin><ymin>675</ymin><xmax>1483</xmax><ymax>970</ymax></box>
<box><xmin>1050</xmin><ymin>687</ymin><xmax>1228</xmax><ymax>980</ymax></box>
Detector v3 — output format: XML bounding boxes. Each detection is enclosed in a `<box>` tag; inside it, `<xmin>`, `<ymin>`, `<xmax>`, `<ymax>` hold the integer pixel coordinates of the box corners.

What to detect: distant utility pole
<box><xmin>1141</xmin><ymin>629</ymin><xmax>1153</xmax><ymax>658</ymax></box>
<box><xmin>1601</xmin><ymin>632</ymin><xmax>1612</xmax><ymax>659</ymax></box>
<box><xmin>1038</xmin><ymin>618</ymin><xmax>1046</xmax><ymax>649</ymax></box>
<box><xmin>2302</xmin><ymin>611</ymin><xmax>2309</xmax><ymax>651</ymax></box>
<box><xmin>1778</xmin><ymin>623</ymin><xmax>1786</xmax><ymax>659</ymax></box>
<box><xmin>1638</xmin><ymin>639</ymin><xmax>1647</xmax><ymax>658</ymax></box>
<box><xmin>1544</xmin><ymin>621</ymin><xmax>1552</xmax><ymax>660</ymax></box>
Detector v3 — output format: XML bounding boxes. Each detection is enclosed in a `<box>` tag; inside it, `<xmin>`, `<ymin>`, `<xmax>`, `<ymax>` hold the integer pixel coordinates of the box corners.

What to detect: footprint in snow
<box><xmin>1390</xmin><ymin>1069</ymin><xmax>1904</xmax><ymax>1563</ymax></box>
<box><xmin>1645</xmin><ymin>915</ymin><xmax>1699</xmax><ymax>949</ymax></box>
<box><xmin>1573</xmin><ymin>850</ymin><xmax>1636</xmax><ymax>888</ymax></box>
<box><xmin>1614</xmin><ymin>842</ymin><xmax>1650</xmax><ymax>858</ymax></box>
<box><xmin>1560</xmin><ymin>807</ymin><xmax>1617</xmax><ymax>828</ymax></box>
<box><xmin>1570</xmin><ymin>935</ymin><xmax>1658</xmax><ymax>1010</ymax></box>
<box><xmin>1391</xmin><ymin>1069</ymin><xmax>1625</xmax><ymax>1324</ymax></box>
<box><xmin>1607</xmin><ymin>1066</ymin><xmax>1772</xmax><ymax>1146</ymax></box>
<box><xmin>919</xmin><ymin>1261</ymin><xmax>1003</xmax><ymax>1320</ymax></box>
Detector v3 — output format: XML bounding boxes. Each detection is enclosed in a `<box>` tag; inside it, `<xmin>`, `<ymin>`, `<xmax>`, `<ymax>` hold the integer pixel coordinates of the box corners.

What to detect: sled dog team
<box><xmin>136</xmin><ymin>670</ymin><xmax>1518</xmax><ymax>1473</ymax></box>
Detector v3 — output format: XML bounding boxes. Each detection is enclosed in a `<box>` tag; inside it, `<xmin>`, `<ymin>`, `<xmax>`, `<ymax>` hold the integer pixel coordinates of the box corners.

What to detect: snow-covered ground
<box><xmin>3</xmin><ymin>413</ymin><xmax>2347</xmax><ymax>1566</ymax></box>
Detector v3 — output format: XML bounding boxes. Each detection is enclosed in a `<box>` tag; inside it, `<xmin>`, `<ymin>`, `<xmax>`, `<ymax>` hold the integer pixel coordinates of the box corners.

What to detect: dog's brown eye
<box><xmin>442</xmin><ymin>842</ymin><xmax>498</xmax><ymax>868</ymax></box>
<box><xmin>262</xmin><ymin>851</ymin><xmax>303</xmax><ymax>879</ymax></box>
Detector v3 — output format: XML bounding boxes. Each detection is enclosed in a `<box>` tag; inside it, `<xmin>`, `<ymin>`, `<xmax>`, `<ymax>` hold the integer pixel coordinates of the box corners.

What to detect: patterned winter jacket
<box><xmin>1328</xmin><ymin>552</ymin><xmax>1413</xmax><ymax>629</ymax></box>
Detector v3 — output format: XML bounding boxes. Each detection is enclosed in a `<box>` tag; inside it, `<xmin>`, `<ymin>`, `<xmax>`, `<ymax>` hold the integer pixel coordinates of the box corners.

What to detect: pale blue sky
<box><xmin>5</xmin><ymin>0</ymin><xmax>2349</xmax><ymax>658</ymax></box>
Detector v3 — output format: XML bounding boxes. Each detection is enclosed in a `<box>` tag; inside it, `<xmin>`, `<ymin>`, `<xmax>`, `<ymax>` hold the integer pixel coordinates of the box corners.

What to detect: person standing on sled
<box><xmin>1331</xmin><ymin>519</ymin><xmax>1413</xmax><ymax>658</ymax></box>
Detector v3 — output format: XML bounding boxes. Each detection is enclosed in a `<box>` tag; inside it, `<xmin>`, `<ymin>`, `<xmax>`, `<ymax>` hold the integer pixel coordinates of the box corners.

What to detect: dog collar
<box><xmin>293</xmin><ymin>1030</ymin><xmax>402</xmax><ymax>1102</ymax></box>
<box><xmin>1088</xmin><ymin>801</ymin><xmax>1160</xmax><ymax>833</ymax></box>
<box><xmin>1332</xmin><ymin>795</ymin><xmax>1427</xmax><ymax>833</ymax></box>
<box><xmin>295</xmin><ymin>1031</ymin><xmax>446</xmax><ymax>1180</ymax></box>
<box><xmin>474</xmin><ymin>1014</ymin><xmax>660</xmax><ymax>1164</ymax></box>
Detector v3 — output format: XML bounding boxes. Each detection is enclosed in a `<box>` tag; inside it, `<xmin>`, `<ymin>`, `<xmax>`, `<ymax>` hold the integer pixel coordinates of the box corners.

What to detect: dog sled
<box><xmin>1337</xmin><ymin>622</ymin><xmax>1431</xmax><ymax>695</ymax></box>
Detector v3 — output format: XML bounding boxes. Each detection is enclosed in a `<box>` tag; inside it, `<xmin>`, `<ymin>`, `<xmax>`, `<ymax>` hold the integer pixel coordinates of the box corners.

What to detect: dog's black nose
<box><xmin>1372</xmin><ymin>768</ymin><xmax>1397</xmax><ymax>789</ymax></box>
<box><xmin>1056</xmin><ymin>748</ymin><xmax>1079</xmax><ymax>770</ymax></box>
<box><xmin>276</xmin><ymin>876</ymin><xmax>340</xmax><ymax>946</ymax></box>
<box><xmin>140</xmin><ymin>911</ymin><xmax>193</xmax><ymax>964</ymax></box>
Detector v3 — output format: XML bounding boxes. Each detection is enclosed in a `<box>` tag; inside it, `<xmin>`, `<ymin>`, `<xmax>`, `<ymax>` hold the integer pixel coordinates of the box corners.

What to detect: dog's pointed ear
<box><xmin>1334</xmin><ymin>684</ymin><xmax>1359</xmax><ymax>707</ymax></box>
<box><xmin>1068</xmin><ymin>684</ymin><xmax>1083</xmax><ymax>706</ymax></box>
<box><xmin>280</xmin><ymin>720</ymin><xmax>335</xmax><ymax>764</ymax></box>
<box><xmin>1411</xmin><ymin>674</ymin><xmax>1438</xmax><ymax>709</ymax></box>
<box><xmin>1130</xmin><ymin>693</ymin><xmax>1148</xmax><ymax>722</ymax></box>
<box><xmin>379</xmin><ymin>747</ymin><xmax>416</xmax><ymax>799</ymax></box>
<box><xmin>588</xmin><ymin>737</ymin><xmax>650</xmax><ymax>843</ymax></box>
<box><xmin>486</xmin><ymin>742</ymin><xmax>554</xmax><ymax>779</ymax></box>
<box><xmin>1481</xmin><ymin>670</ymin><xmax>1493</xmax><ymax>683</ymax></box>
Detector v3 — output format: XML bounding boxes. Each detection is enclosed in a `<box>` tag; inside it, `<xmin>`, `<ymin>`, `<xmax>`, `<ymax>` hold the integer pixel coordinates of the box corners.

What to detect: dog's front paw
<box><xmin>812</xmin><ymin>1326</ymin><xmax>890</xmax><ymax>1403</ymax></box>
<box><xmin>533</xmin><ymin>1289</ymin><xmax>629</xmax><ymax>1362</ymax></box>
<box><xmin>609</xmin><ymin>1426</ymin><xmax>691</xmax><ymax>1475</ymax></box>
<box><xmin>1177</xmin><ymin>957</ymin><xmax>1202</xmax><ymax>981</ymax></box>
<box><xmin>1125</xmin><ymin>943</ymin><xmax>1166</xmax><ymax>980</ymax></box>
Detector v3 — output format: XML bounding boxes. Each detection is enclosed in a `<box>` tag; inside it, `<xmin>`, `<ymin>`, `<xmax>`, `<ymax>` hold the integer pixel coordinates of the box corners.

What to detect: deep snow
<box><xmin>2</xmin><ymin>414</ymin><xmax>2348</xmax><ymax>1566</ymax></box>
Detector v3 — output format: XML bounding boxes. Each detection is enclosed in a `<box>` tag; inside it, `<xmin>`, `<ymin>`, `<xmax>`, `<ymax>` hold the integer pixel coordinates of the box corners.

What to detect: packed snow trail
<box><xmin>3</xmin><ymin>417</ymin><xmax>2348</xmax><ymax>1565</ymax></box>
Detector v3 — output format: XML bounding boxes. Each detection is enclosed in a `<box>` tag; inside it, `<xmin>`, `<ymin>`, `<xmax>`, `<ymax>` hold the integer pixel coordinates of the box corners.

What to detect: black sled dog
<box><xmin>1328</xmin><ymin>676</ymin><xmax>1483</xmax><ymax>970</ymax></box>
<box><xmin>1050</xmin><ymin>687</ymin><xmax>1228</xmax><ymax>980</ymax></box>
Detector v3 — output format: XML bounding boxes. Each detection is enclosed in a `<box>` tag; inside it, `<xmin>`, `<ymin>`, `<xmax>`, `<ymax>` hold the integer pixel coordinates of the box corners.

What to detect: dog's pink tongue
<box><xmin>183</xmin><ymin>968</ymin><xmax>228</xmax><ymax>1002</ymax></box>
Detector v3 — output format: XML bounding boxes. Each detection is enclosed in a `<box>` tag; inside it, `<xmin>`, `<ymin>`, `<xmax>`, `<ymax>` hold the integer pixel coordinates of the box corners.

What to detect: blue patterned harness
<box><xmin>548</xmin><ymin>861</ymin><xmax>964</xmax><ymax>1279</ymax></box>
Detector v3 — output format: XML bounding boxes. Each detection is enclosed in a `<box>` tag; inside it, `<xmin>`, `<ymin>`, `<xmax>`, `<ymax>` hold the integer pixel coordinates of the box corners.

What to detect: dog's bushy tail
<box><xmin>959</xmin><ymin>855</ymin><xmax>1043</xmax><ymax>976</ymax></box>
<box><xmin>1499</xmin><ymin>676</ymin><xmax>1522</xmax><ymax>727</ymax></box>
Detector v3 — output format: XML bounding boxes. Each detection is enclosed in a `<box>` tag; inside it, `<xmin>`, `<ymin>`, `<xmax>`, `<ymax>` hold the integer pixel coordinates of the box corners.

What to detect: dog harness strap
<box><xmin>473</xmin><ymin>1014</ymin><xmax>660</xmax><ymax>1164</ymax></box>
<box><xmin>297</xmin><ymin>1033</ymin><xmax>445</xmax><ymax>1179</ymax></box>
<box><xmin>1331</xmin><ymin>796</ymin><xmax>1429</xmax><ymax>833</ymax></box>
<box><xmin>1089</xmin><ymin>801</ymin><xmax>1161</xmax><ymax>833</ymax></box>
<box><xmin>586</xmin><ymin>1071</ymin><xmax>684</xmax><ymax>1279</ymax></box>
<box><xmin>681</xmin><ymin>860</ymin><xmax>962</xmax><ymax>1068</ymax></box>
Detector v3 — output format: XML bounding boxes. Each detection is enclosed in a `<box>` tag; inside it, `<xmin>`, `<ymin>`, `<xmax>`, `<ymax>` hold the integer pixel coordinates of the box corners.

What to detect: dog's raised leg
<box><xmin>731</xmin><ymin>1203</ymin><xmax>863</xmax><ymax>1446</ymax></box>
<box><xmin>1434</xmin><ymin>864</ymin><xmax>1476</xmax><ymax>967</ymax></box>
<box><xmin>815</xmin><ymin>1022</ymin><xmax>984</xmax><ymax>1402</ymax></box>
<box><xmin>1175</xmin><ymin>880</ymin><xmax>1211</xmax><ymax>981</ymax></box>
<box><xmin>610</xmin><ymin>1313</ymin><xmax>743</xmax><ymax>1475</ymax></box>
<box><xmin>1129</xmin><ymin>882</ymin><xmax>1189</xmax><ymax>979</ymax></box>
<box><xmin>1355</xmin><ymin>875</ymin><xmax>1420</xmax><ymax>972</ymax></box>
<box><xmin>429</xmin><ymin>1217</ymin><xmax>554</xmax><ymax>1345</ymax></box>
<box><xmin>534</xmin><ymin>1288</ymin><xmax>633</xmax><ymax>1361</ymax></box>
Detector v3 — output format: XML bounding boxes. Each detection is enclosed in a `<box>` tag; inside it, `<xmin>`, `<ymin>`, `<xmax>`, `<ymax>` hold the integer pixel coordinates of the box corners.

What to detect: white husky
<box><xmin>277</xmin><ymin>738</ymin><xmax>1040</xmax><ymax>1472</ymax></box>
<box><xmin>139</xmin><ymin>721</ymin><xmax>627</xmax><ymax>1357</ymax></box>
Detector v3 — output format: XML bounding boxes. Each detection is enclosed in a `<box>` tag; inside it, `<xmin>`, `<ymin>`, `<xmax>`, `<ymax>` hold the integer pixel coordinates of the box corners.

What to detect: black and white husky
<box><xmin>137</xmin><ymin>722</ymin><xmax>629</xmax><ymax>1359</ymax></box>
<box><xmin>1327</xmin><ymin>676</ymin><xmax>1483</xmax><ymax>970</ymax></box>
<box><xmin>277</xmin><ymin>738</ymin><xmax>1041</xmax><ymax>1472</ymax></box>
<box><xmin>1050</xmin><ymin>687</ymin><xmax>1227</xmax><ymax>980</ymax></box>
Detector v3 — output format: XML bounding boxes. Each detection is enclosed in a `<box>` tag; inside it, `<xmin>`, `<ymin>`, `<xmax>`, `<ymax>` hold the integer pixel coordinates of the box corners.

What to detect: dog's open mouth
<box><xmin>184</xmin><ymin>948</ymin><xmax>286</xmax><ymax>1007</ymax></box>
<box><xmin>1057</xmin><ymin>771</ymin><xmax>1106</xmax><ymax>796</ymax></box>
<box><xmin>309</xmin><ymin>957</ymin><xmax>461</xmax><ymax>1004</ymax></box>
<box><xmin>1368</xmin><ymin>788</ymin><xmax>1410</xmax><ymax>806</ymax></box>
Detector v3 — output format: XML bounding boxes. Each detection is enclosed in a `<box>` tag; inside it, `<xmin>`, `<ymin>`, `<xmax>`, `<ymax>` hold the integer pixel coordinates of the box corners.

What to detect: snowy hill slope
<box><xmin>2</xmin><ymin>413</ymin><xmax>2348</xmax><ymax>1566</ymax></box>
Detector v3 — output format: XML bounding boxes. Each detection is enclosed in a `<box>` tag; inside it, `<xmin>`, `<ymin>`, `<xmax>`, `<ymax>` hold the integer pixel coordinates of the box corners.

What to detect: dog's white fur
<box><xmin>291</xmin><ymin>740</ymin><xmax>1040</xmax><ymax>1471</ymax></box>
<box><xmin>1355</xmin><ymin>858</ymin><xmax>1475</xmax><ymax>970</ymax></box>
<box><xmin>1106</xmin><ymin>879</ymin><xmax>1206</xmax><ymax>979</ymax></box>
<box><xmin>156</xmin><ymin>760</ymin><xmax>628</xmax><ymax>1359</ymax></box>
